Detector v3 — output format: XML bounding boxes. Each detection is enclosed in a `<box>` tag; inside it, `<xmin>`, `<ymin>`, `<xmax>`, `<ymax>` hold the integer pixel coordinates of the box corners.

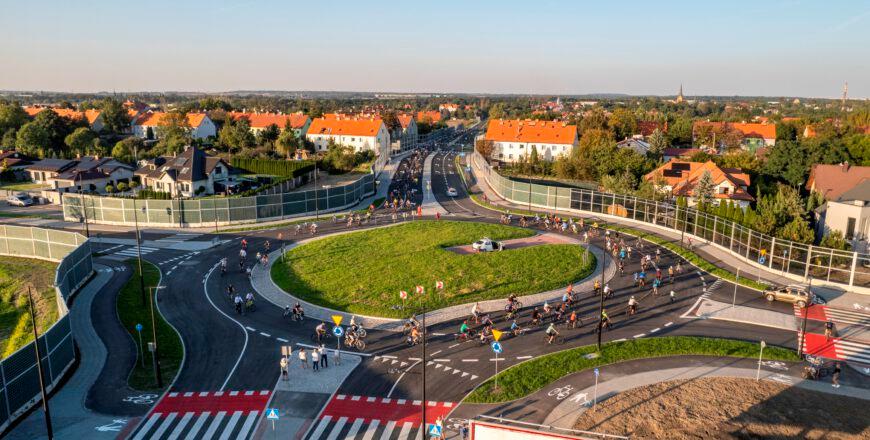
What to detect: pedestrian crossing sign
<box><xmin>427</xmin><ymin>424</ymin><xmax>442</xmax><ymax>437</ymax></box>
<box><xmin>266</xmin><ymin>408</ymin><xmax>279</xmax><ymax>420</ymax></box>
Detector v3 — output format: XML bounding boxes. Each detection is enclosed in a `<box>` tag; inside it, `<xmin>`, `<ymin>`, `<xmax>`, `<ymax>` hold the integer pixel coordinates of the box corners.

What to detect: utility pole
<box><xmin>149</xmin><ymin>286</ymin><xmax>165</xmax><ymax>388</ymax></box>
<box><xmin>132</xmin><ymin>198</ymin><xmax>147</xmax><ymax>306</ymax></box>
<box><xmin>597</xmin><ymin>229</ymin><xmax>607</xmax><ymax>351</ymax></box>
<box><xmin>798</xmin><ymin>277</ymin><xmax>813</xmax><ymax>357</ymax></box>
<box><xmin>27</xmin><ymin>285</ymin><xmax>53</xmax><ymax>439</ymax></box>
<box><xmin>314</xmin><ymin>162</ymin><xmax>319</xmax><ymax>220</ymax></box>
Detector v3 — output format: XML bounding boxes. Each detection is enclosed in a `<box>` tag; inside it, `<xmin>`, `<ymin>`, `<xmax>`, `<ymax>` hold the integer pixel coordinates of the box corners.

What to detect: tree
<box><xmin>105</xmin><ymin>184</ymin><xmax>115</xmax><ymax>194</ymax></box>
<box><xmin>64</xmin><ymin>127</ymin><xmax>97</xmax><ymax>156</ymax></box>
<box><xmin>15</xmin><ymin>122</ymin><xmax>50</xmax><ymax>157</ymax></box>
<box><xmin>475</xmin><ymin>139</ymin><xmax>495</xmax><ymax>159</ymax></box>
<box><xmin>0</xmin><ymin>103</ymin><xmax>28</xmax><ymax>135</ymax></box>
<box><xmin>820</xmin><ymin>230</ymin><xmax>850</xmax><ymax>250</ymax></box>
<box><xmin>647</xmin><ymin>128</ymin><xmax>668</xmax><ymax>160</ymax></box>
<box><xmin>98</xmin><ymin>98</ymin><xmax>131</xmax><ymax>134</ymax></box>
<box><xmin>777</xmin><ymin>217</ymin><xmax>814</xmax><ymax>243</ymax></box>
<box><xmin>219</xmin><ymin>117</ymin><xmax>255</xmax><ymax>154</ymax></box>
<box><xmin>600</xmin><ymin>171</ymin><xmax>636</xmax><ymax>195</ymax></box>
<box><xmin>111</xmin><ymin>137</ymin><xmax>145</xmax><ymax>164</ymax></box>
<box><xmin>381</xmin><ymin>111</ymin><xmax>401</xmax><ymax>132</ymax></box>
<box><xmin>257</xmin><ymin>123</ymin><xmax>280</xmax><ymax>147</ymax></box>
<box><xmin>528</xmin><ymin>145</ymin><xmax>540</xmax><ymax>174</ymax></box>
<box><xmin>669</xmin><ymin>117</ymin><xmax>694</xmax><ymax>145</ymax></box>
<box><xmin>276</xmin><ymin>126</ymin><xmax>299</xmax><ymax>159</ymax></box>
<box><xmin>694</xmin><ymin>170</ymin><xmax>714</xmax><ymax>207</ymax></box>
<box><xmin>155</xmin><ymin>112</ymin><xmax>192</xmax><ymax>156</ymax></box>
<box><xmin>608</xmin><ymin>108</ymin><xmax>638</xmax><ymax>140</ymax></box>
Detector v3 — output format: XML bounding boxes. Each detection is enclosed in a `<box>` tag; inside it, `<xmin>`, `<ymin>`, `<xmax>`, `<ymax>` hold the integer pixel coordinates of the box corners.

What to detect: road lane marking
<box><xmin>259</xmin><ymin>332</ymin><xmax>271</xmax><ymax>337</ymax></box>
<box><xmin>650</xmin><ymin>328</ymin><xmax>661</xmax><ymax>333</ymax></box>
<box><xmin>462</xmin><ymin>359</ymin><xmax>478</xmax><ymax>362</ymax></box>
<box><xmin>633</xmin><ymin>334</ymin><xmax>646</xmax><ymax>338</ymax></box>
<box><xmin>664</xmin><ymin>322</ymin><xmax>674</xmax><ymax>327</ymax></box>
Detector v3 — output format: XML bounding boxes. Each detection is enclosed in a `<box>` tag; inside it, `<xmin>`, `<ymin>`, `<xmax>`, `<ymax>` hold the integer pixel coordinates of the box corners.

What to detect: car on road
<box><xmin>446</xmin><ymin>187</ymin><xmax>458</xmax><ymax>197</ymax></box>
<box><xmin>472</xmin><ymin>237</ymin><xmax>503</xmax><ymax>252</ymax></box>
<box><xmin>6</xmin><ymin>193</ymin><xmax>34</xmax><ymax>207</ymax></box>
<box><xmin>763</xmin><ymin>284</ymin><xmax>814</xmax><ymax>307</ymax></box>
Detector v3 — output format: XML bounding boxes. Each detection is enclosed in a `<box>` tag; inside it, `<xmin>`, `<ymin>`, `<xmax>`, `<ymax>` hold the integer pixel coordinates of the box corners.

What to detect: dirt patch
<box><xmin>446</xmin><ymin>233</ymin><xmax>576</xmax><ymax>254</ymax></box>
<box><xmin>573</xmin><ymin>377</ymin><xmax>870</xmax><ymax>439</ymax></box>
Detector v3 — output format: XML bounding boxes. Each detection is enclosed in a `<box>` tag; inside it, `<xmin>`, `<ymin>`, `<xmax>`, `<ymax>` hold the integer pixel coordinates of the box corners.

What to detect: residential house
<box><xmin>26</xmin><ymin>155</ymin><xmax>134</xmax><ymax>193</ymax></box>
<box><xmin>416</xmin><ymin>111</ymin><xmax>444</xmax><ymax>124</ymax></box>
<box><xmin>391</xmin><ymin>114</ymin><xmax>418</xmax><ymax>153</ymax></box>
<box><xmin>131</xmin><ymin>112</ymin><xmax>216</xmax><ymax>140</ymax></box>
<box><xmin>0</xmin><ymin>150</ymin><xmax>34</xmax><ymax>172</ymax></box>
<box><xmin>134</xmin><ymin>146</ymin><xmax>231</xmax><ymax>197</ymax></box>
<box><xmin>480</xmin><ymin>119</ymin><xmax>578</xmax><ymax>163</ymax></box>
<box><xmin>229</xmin><ymin>112</ymin><xmax>311</xmax><ymax>138</ymax></box>
<box><xmin>616</xmin><ymin>138</ymin><xmax>650</xmax><ymax>156</ymax></box>
<box><xmin>692</xmin><ymin>121</ymin><xmax>776</xmax><ymax>152</ymax></box>
<box><xmin>662</xmin><ymin>148</ymin><xmax>703</xmax><ymax>162</ymax></box>
<box><xmin>439</xmin><ymin>104</ymin><xmax>459</xmax><ymax>113</ymax></box>
<box><xmin>305</xmin><ymin>117</ymin><xmax>390</xmax><ymax>159</ymax></box>
<box><xmin>645</xmin><ymin>160</ymin><xmax>754</xmax><ymax>207</ymax></box>
<box><xmin>635</xmin><ymin>120</ymin><xmax>667</xmax><ymax>139</ymax></box>
<box><xmin>807</xmin><ymin>163</ymin><xmax>870</xmax><ymax>247</ymax></box>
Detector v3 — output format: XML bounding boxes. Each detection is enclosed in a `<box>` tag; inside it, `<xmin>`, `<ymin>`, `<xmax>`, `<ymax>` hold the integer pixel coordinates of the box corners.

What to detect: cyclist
<box><xmin>668</xmin><ymin>266</ymin><xmax>675</xmax><ymax>283</ymax></box>
<box><xmin>292</xmin><ymin>302</ymin><xmax>304</xmax><ymax>321</ymax></box>
<box><xmin>233</xmin><ymin>293</ymin><xmax>243</xmax><ymax>314</ymax></box>
<box><xmin>669</xmin><ymin>290</ymin><xmax>676</xmax><ymax>303</ymax></box>
<box><xmin>567</xmin><ymin>310</ymin><xmax>579</xmax><ymax>328</ymax></box>
<box><xmin>628</xmin><ymin>296</ymin><xmax>638</xmax><ymax>316</ymax></box>
<box><xmin>825</xmin><ymin>320</ymin><xmax>835</xmax><ymax>340</ymax></box>
<box><xmin>241</xmin><ymin>238</ymin><xmax>248</xmax><ymax>249</ymax></box>
<box><xmin>545</xmin><ymin>322</ymin><xmax>560</xmax><ymax>344</ymax></box>
<box><xmin>239</xmin><ymin>248</ymin><xmax>247</xmax><ymax>262</ymax></box>
<box><xmin>220</xmin><ymin>257</ymin><xmax>228</xmax><ymax>275</ymax></box>
<box><xmin>531</xmin><ymin>307</ymin><xmax>542</xmax><ymax>326</ymax></box>
<box><xmin>600</xmin><ymin>310</ymin><xmax>611</xmax><ymax>331</ymax></box>
<box><xmin>244</xmin><ymin>292</ymin><xmax>255</xmax><ymax>311</ymax></box>
<box><xmin>225</xmin><ymin>283</ymin><xmax>235</xmax><ymax>299</ymax></box>
<box><xmin>603</xmin><ymin>283</ymin><xmax>612</xmax><ymax>299</ymax></box>
<box><xmin>459</xmin><ymin>319</ymin><xmax>471</xmax><ymax>339</ymax></box>
<box><xmin>593</xmin><ymin>280</ymin><xmax>601</xmax><ymax>296</ymax></box>
<box><xmin>510</xmin><ymin>319</ymin><xmax>523</xmax><ymax>336</ymax></box>
<box><xmin>655</xmin><ymin>248</ymin><xmax>661</xmax><ymax>262</ymax></box>
<box><xmin>542</xmin><ymin>301</ymin><xmax>552</xmax><ymax>320</ymax></box>
<box><xmin>652</xmin><ymin>278</ymin><xmax>661</xmax><ymax>296</ymax></box>
<box><xmin>315</xmin><ymin>322</ymin><xmax>327</xmax><ymax>343</ymax></box>
<box><xmin>410</xmin><ymin>326</ymin><xmax>421</xmax><ymax>345</ymax></box>
<box><xmin>264</xmin><ymin>240</ymin><xmax>271</xmax><ymax>252</ymax></box>
<box><xmin>349</xmin><ymin>316</ymin><xmax>360</xmax><ymax>336</ymax></box>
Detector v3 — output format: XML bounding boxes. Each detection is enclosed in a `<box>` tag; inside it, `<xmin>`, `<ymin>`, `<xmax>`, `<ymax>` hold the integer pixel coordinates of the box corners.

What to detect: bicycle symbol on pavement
<box><xmin>95</xmin><ymin>419</ymin><xmax>128</xmax><ymax>432</ymax></box>
<box><xmin>759</xmin><ymin>361</ymin><xmax>788</xmax><ymax>371</ymax></box>
<box><xmin>547</xmin><ymin>385</ymin><xmax>574</xmax><ymax>400</ymax></box>
<box><xmin>445</xmin><ymin>418</ymin><xmax>468</xmax><ymax>431</ymax></box>
<box><xmin>123</xmin><ymin>394</ymin><xmax>158</xmax><ymax>405</ymax></box>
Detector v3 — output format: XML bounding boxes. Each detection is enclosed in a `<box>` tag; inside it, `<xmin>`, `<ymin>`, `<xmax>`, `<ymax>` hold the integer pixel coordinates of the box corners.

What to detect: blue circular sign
<box><xmin>491</xmin><ymin>342</ymin><xmax>503</xmax><ymax>354</ymax></box>
<box><xmin>333</xmin><ymin>326</ymin><xmax>344</xmax><ymax>337</ymax></box>
<box><xmin>135</xmin><ymin>323</ymin><xmax>143</xmax><ymax>332</ymax></box>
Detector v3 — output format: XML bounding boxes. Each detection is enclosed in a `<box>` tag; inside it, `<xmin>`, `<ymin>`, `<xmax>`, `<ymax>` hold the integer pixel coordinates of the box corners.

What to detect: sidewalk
<box><xmin>421</xmin><ymin>153</ymin><xmax>448</xmax><ymax>216</ymax></box>
<box><xmin>467</xmin><ymin>158</ymin><xmax>870</xmax><ymax>308</ymax></box>
<box><xmin>688</xmin><ymin>298</ymin><xmax>798</xmax><ymax>331</ymax></box>
<box><xmin>251</xmin><ymin>230</ymin><xmax>613</xmax><ymax>331</ymax></box>
<box><xmin>251</xmin><ymin>354</ymin><xmax>361</xmax><ymax>440</ymax></box>
<box><xmin>6</xmin><ymin>265</ymin><xmax>137</xmax><ymax>440</ymax></box>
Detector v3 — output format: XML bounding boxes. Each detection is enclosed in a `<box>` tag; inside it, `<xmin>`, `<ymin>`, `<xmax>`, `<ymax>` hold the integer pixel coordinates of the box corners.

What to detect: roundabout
<box><xmin>270</xmin><ymin>220</ymin><xmax>597</xmax><ymax>318</ymax></box>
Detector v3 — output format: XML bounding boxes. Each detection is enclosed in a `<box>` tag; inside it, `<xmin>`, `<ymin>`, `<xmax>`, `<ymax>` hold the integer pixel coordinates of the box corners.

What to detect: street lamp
<box><xmin>27</xmin><ymin>284</ymin><xmax>53</xmax><ymax>439</ymax></box>
<box><xmin>798</xmin><ymin>276</ymin><xmax>813</xmax><ymax>357</ymax></box>
<box><xmin>131</xmin><ymin>199</ymin><xmax>147</xmax><ymax>306</ymax></box>
<box><xmin>149</xmin><ymin>285</ymin><xmax>167</xmax><ymax>388</ymax></box>
<box><xmin>314</xmin><ymin>162</ymin><xmax>319</xmax><ymax>220</ymax></box>
<box><xmin>77</xmin><ymin>173</ymin><xmax>90</xmax><ymax>238</ymax></box>
<box><xmin>597</xmin><ymin>226</ymin><xmax>608</xmax><ymax>351</ymax></box>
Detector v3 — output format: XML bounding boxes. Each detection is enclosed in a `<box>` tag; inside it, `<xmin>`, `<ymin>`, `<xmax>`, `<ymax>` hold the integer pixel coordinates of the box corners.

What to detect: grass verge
<box><xmin>272</xmin><ymin>220</ymin><xmax>596</xmax><ymax>318</ymax></box>
<box><xmin>608</xmin><ymin>225</ymin><xmax>770</xmax><ymax>291</ymax></box>
<box><xmin>465</xmin><ymin>336</ymin><xmax>799</xmax><ymax>403</ymax></box>
<box><xmin>116</xmin><ymin>260</ymin><xmax>183</xmax><ymax>391</ymax></box>
<box><xmin>0</xmin><ymin>257</ymin><xmax>58</xmax><ymax>357</ymax></box>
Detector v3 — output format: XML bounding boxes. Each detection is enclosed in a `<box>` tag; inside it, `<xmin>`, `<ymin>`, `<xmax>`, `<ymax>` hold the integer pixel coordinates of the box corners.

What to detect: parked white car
<box><xmin>6</xmin><ymin>194</ymin><xmax>34</xmax><ymax>207</ymax></box>
<box><xmin>446</xmin><ymin>187</ymin><xmax>458</xmax><ymax>197</ymax></box>
<box><xmin>472</xmin><ymin>237</ymin><xmax>503</xmax><ymax>252</ymax></box>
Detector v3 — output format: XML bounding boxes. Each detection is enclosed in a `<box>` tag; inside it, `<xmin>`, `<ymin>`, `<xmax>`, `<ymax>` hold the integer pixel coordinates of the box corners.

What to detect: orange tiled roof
<box><xmin>397</xmin><ymin>114</ymin><xmax>414</xmax><ymax>129</ymax></box>
<box><xmin>134</xmin><ymin>112</ymin><xmax>208</xmax><ymax>127</ymax></box>
<box><xmin>416</xmin><ymin>111</ymin><xmax>443</xmax><ymax>123</ymax></box>
<box><xmin>229</xmin><ymin>112</ymin><xmax>309</xmax><ymax>129</ymax></box>
<box><xmin>484</xmin><ymin>119</ymin><xmax>577</xmax><ymax>145</ymax></box>
<box><xmin>645</xmin><ymin>160</ymin><xmax>754</xmax><ymax>201</ymax></box>
<box><xmin>84</xmin><ymin>109</ymin><xmax>101</xmax><ymax>124</ymax></box>
<box><xmin>694</xmin><ymin>121</ymin><xmax>776</xmax><ymax>140</ymax></box>
<box><xmin>806</xmin><ymin>163</ymin><xmax>870</xmax><ymax>201</ymax></box>
<box><xmin>23</xmin><ymin>106</ymin><xmax>86</xmax><ymax>121</ymax></box>
<box><xmin>307</xmin><ymin>117</ymin><xmax>384</xmax><ymax>137</ymax></box>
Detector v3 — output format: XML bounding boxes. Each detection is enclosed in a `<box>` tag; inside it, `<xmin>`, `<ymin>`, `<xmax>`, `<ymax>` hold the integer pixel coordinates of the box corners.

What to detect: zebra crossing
<box><xmin>800</xmin><ymin>332</ymin><xmax>870</xmax><ymax>365</ymax></box>
<box><xmin>130</xmin><ymin>390</ymin><xmax>270</xmax><ymax>440</ymax></box>
<box><xmin>794</xmin><ymin>304</ymin><xmax>870</xmax><ymax>327</ymax></box>
<box><xmin>111</xmin><ymin>245</ymin><xmax>159</xmax><ymax>258</ymax></box>
<box><xmin>306</xmin><ymin>395</ymin><xmax>455</xmax><ymax>440</ymax></box>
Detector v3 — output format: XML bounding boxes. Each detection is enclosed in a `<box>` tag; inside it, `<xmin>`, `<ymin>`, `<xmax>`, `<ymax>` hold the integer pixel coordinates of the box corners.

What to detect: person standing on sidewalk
<box><xmin>319</xmin><ymin>344</ymin><xmax>328</xmax><ymax>368</ymax></box>
<box><xmin>280</xmin><ymin>356</ymin><xmax>289</xmax><ymax>381</ymax></box>
<box><xmin>298</xmin><ymin>347</ymin><xmax>308</xmax><ymax>369</ymax></box>
<box><xmin>832</xmin><ymin>362</ymin><xmax>841</xmax><ymax>388</ymax></box>
<box><xmin>311</xmin><ymin>348</ymin><xmax>320</xmax><ymax>372</ymax></box>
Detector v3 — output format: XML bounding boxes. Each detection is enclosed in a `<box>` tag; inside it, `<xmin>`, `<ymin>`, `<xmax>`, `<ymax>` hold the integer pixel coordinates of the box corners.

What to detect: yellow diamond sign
<box><xmin>331</xmin><ymin>315</ymin><xmax>343</xmax><ymax>326</ymax></box>
<box><xmin>491</xmin><ymin>329</ymin><xmax>503</xmax><ymax>342</ymax></box>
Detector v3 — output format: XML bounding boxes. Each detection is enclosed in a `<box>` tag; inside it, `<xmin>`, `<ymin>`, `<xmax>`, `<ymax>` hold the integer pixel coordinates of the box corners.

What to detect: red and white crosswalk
<box><xmin>799</xmin><ymin>332</ymin><xmax>870</xmax><ymax>365</ymax></box>
<box><xmin>794</xmin><ymin>304</ymin><xmax>870</xmax><ymax>327</ymax></box>
<box><xmin>306</xmin><ymin>394</ymin><xmax>455</xmax><ymax>439</ymax></box>
<box><xmin>130</xmin><ymin>390</ymin><xmax>271</xmax><ymax>440</ymax></box>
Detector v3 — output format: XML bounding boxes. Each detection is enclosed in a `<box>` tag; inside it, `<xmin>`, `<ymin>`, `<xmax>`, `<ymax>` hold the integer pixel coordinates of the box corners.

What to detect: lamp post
<box><xmin>132</xmin><ymin>198</ymin><xmax>147</xmax><ymax>306</ymax></box>
<box><xmin>314</xmin><ymin>162</ymin><xmax>319</xmax><ymax>220</ymax></box>
<box><xmin>77</xmin><ymin>173</ymin><xmax>90</xmax><ymax>238</ymax></box>
<box><xmin>597</xmin><ymin>226</ymin><xmax>608</xmax><ymax>351</ymax></box>
<box><xmin>27</xmin><ymin>285</ymin><xmax>53</xmax><ymax>439</ymax></box>
<box><xmin>149</xmin><ymin>285</ymin><xmax>166</xmax><ymax>388</ymax></box>
<box><xmin>798</xmin><ymin>276</ymin><xmax>813</xmax><ymax>357</ymax></box>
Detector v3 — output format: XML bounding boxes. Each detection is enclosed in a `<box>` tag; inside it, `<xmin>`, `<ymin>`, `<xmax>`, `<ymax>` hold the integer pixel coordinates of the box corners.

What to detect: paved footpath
<box><xmin>7</xmin><ymin>264</ymin><xmax>147</xmax><ymax>440</ymax></box>
<box><xmin>445</xmin><ymin>355</ymin><xmax>870</xmax><ymax>438</ymax></box>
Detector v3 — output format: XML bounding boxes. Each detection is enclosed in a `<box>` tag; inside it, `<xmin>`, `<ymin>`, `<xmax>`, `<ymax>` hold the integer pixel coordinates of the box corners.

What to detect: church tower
<box><xmin>676</xmin><ymin>84</ymin><xmax>685</xmax><ymax>103</ymax></box>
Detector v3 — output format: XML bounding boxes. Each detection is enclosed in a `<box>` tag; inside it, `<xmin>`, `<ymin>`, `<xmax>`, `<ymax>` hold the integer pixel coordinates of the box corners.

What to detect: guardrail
<box><xmin>0</xmin><ymin>226</ymin><xmax>93</xmax><ymax>434</ymax></box>
<box><xmin>471</xmin><ymin>150</ymin><xmax>870</xmax><ymax>293</ymax></box>
<box><xmin>61</xmin><ymin>172</ymin><xmax>375</xmax><ymax>228</ymax></box>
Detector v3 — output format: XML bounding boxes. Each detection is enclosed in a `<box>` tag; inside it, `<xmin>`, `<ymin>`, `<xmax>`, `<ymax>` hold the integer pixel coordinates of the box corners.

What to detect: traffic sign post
<box><xmin>333</xmin><ymin>325</ymin><xmax>343</xmax><ymax>354</ymax></box>
<box><xmin>331</xmin><ymin>315</ymin><xmax>343</xmax><ymax>326</ymax></box>
<box><xmin>266</xmin><ymin>407</ymin><xmax>279</xmax><ymax>431</ymax></box>
<box><xmin>135</xmin><ymin>323</ymin><xmax>144</xmax><ymax>367</ymax></box>
<box><xmin>491</xmin><ymin>341</ymin><xmax>503</xmax><ymax>392</ymax></box>
<box><xmin>427</xmin><ymin>423</ymin><xmax>442</xmax><ymax>438</ymax></box>
<box><xmin>593</xmin><ymin>368</ymin><xmax>600</xmax><ymax>411</ymax></box>
<box><xmin>756</xmin><ymin>340</ymin><xmax>766</xmax><ymax>381</ymax></box>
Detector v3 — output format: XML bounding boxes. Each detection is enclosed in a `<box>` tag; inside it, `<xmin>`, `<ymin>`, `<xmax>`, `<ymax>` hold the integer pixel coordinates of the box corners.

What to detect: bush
<box><xmin>116</xmin><ymin>182</ymin><xmax>128</xmax><ymax>192</ymax></box>
<box><xmin>230</xmin><ymin>157</ymin><xmax>315</xmax><ymax>177</ymax></box>
<box><xmin>105</xmin><ymin>184</ymin><xmax>115</xmax><ymax>194</ymax></box>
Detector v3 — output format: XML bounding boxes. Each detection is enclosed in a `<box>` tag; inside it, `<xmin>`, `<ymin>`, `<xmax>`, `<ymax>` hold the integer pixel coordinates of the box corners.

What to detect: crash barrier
<box><xmin>62</xmin><ymin>172</ymin><xmax>375</xmax><ymax>228</ymax></box>
<box><xmin>471</xmin><ymin>151</ymin><xmax>870</xmax><ymax>293</ymax></box>
<box><xmin>0</xmin><ymin>226</ymin><xmax>93</xmax><ymax>434</ymax></box>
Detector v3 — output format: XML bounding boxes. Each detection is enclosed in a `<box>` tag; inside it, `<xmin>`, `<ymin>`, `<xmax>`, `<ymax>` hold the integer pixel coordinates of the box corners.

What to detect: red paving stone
<box><xmin>150</xmin><ymin>390</ymin><xmax>271</xmax><ymax>415</ymax></box>
<box><xmin>321</xmin><ymin>394</ymin><xmax>454</xmax><ymax>426</ymax></box>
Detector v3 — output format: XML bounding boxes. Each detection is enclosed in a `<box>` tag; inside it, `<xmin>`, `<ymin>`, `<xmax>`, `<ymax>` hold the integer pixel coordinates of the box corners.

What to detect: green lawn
<box><xmin>116</xmin><ymin>260</ymin><xmax>184</xmax><ymax>391</ymax></box>
<box><xmin>0</xmin><ymin>257</ymin><xmax>58</xmax><ymax>357</ymax></box>
<box><xmin>466</xmin><ymin>336</ymin><xmax>799</xmax><ymax>403</ymax></box>
<box><xmin>272</xmin><ymin>220</ymin><xmax>596</xmax><ymax>318</ymax></box>
<box><xmin>0</xmin><ymin>181</ymin><xmax>49</xmax><ymax>191</ymax></box>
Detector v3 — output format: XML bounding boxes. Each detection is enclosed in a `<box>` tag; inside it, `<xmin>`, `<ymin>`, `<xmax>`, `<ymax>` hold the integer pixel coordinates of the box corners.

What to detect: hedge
<box><xmin>231</xmin><ymin>158</ymin><xmax>315</xmax><ymax>178</ymax></box>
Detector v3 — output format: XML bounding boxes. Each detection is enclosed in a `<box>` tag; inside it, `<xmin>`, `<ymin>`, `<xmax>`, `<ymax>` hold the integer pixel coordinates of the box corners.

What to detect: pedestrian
<box><xmin>825</xmin><ymin>320</ymin><xmax>835</xmax><ymax>340</ymax></box>
<box><xmin>280</xmin><ymin>356</ymin><xmax>289</xmax><ymax>381</ymax></box>
<box><xmin>832</xmin><ymin>362</ymin><xmax>841</xmax><ymax>388</ymax></box>
<box><xmin>436</xmin><ymin>416</ymin><xmax>445</xmax><ymax>439</ymax></box>
<box><xmin>319</xmin><ymin>344</ymin><xmax>328</xmax><ymax>368</ymax></box>
<box><xmin>311</xmin><ymin>348</ymin><xmax>320</xmax><ymax>372</ymax></box>
<box><xmin>298</xmin><ymin>347</ymin><xmax>307</xmax><ymax>369</ymax></box>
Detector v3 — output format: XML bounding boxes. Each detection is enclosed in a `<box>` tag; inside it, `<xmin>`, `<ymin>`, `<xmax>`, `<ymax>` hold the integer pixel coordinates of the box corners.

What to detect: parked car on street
<box><xmin>472</xmin><ymin>237</ymin><xmax>503</xmax><ymax>252</ymax></box>
<box><xmin>6</xmin><ymin>193</ymin><xmax>34</xmax><ymax>207</ymax></box>
<box><xmin>763</xmin><ymin>284</ymin><xmax>814</xmax><ymax>308</ymax></box>
<box><xmin>446</xmin><ymin>187</ymin><xmax>458</xmax><ymax>197</ymax></box>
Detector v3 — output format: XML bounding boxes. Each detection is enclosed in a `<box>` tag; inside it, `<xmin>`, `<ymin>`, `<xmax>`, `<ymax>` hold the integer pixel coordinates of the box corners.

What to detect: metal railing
<box><xmin>0</xmin><ymin>226</ymin><xmax>93</xmax><ymax>434</ymax></box>
<box><xmin>471</xmin><ymin>151</ymin><xmax>870</xmax><ymax>293</ymax></box>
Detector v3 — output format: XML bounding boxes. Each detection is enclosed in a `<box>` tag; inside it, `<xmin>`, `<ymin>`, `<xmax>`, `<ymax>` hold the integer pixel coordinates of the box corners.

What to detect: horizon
<box><xmin>1</xmin><ymin>0</ymin><xmax>869</xmax><ymax>98</ymax></box>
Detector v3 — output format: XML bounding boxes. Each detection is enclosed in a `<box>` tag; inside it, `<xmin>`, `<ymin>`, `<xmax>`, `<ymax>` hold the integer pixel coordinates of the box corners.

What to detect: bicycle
<box><xmin>545</xmin><ymin>334</ymin><xmax>565</xmax><ymax>345</ymax></box>
<box><xmin>345</xmin><ymin>336</ymin><xmax>366</xmax><ymax>350</ymax></box>
<box><xmin>310</xmin><ymin>332</ymin><xmax>332</xmax><ymax>344</ymax></box>
<box><xmin>245</xmin><ymin>299</ymin><xmax>256</xmax><ymax>313</ymax></box>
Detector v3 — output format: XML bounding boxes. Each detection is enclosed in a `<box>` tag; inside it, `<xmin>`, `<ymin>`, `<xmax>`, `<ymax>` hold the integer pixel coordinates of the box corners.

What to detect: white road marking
<box><xmin>462</xmin><ymin>359</ymin><xmax>478</xmax><ymax>362</ymax></box>
<box><xmin>245</xmin><ymin>326</ymin><xmax>256</xmax><ymax>332</ymax></box>
<box><xmin>516</xmin><ymin>355</ymin><xmax>533</xmax><ymax>360</ymax></box>
<box><xmin>650</xmin><ymin>328</ymin><xmax>661</xmax><ymax>333</ymax></box>
<box><xmin>448</xmin><ymin>343</ymin><xmax>461</xmax><ymax>349</ymax></box>
<box><xmin>633</xmin><ymin>334</ymin><xmax>646</xmax><ymax>338</ymax></box>
<box><xmin>276</xmin><ymin>337</ymin><xmax>289</xmax><ymax>342</ymax></box>
<box><xmin>260</xmin><ymin>332</ymin><xmax>271</xmax><ymax>337</ymax></box>
<box><xmin>664</xmin><ymin>322</ymin><xmax>674</xmax><ymax>327</ymax></box>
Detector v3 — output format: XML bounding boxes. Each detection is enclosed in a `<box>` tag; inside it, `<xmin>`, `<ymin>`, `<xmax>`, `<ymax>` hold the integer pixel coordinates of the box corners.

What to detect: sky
<box><xmin>1</xmin><ymin>0</ymin><xmax>869</xmax><ymax>98</ymax></box>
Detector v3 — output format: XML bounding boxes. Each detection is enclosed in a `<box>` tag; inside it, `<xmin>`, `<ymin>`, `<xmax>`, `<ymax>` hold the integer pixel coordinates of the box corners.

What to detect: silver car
<box><xmin>6</xmin><ymin>194</ymin><xmax>34</xmax><ymax>207</ymax></box>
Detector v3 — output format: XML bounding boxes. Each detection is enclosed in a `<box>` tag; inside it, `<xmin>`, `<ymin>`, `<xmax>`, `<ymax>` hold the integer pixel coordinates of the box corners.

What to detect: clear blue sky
<box><xmin>1</xmin><ymin>0</ymin><xmax>868</xmax><ymax>98</ymax></box>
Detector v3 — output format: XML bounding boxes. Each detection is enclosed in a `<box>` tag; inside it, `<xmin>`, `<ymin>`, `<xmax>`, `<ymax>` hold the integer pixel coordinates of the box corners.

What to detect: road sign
<box><xmin>333</xmin><ymin>326</ymin><xmax>344</xmax><ymax>337</ymax></box>
<box><xmin>399</xmin><ymin>290</ymin><xmax>408</xmax><ymax>300</ymax></box>
<box><xmin>135</xmin><ymin>323</ymin><xmax>143</xmax><ymax>332</ymax></box>
<box><xmin>491</xmin><ymin>342</ymin><xmax>503</xmax><ymax>354</ymax></box>
<box><xmin>427</xmin><ymin>424</ymin><xmax>442</xmax><ymax>437</ymax></box>
<box><xmin>491</xmin><ymin>329</ymin><xmax>503</xmax><ymax>342</ymax></box>
<box><xmin>331</xmin><ymin>315</ymin><xmax>343</xmax><ymax>326</ymax></box>
<box><xmin>594</xmin><ymin>368</ymin><xmax>599</xmax><ymax>377</ymax></box>
<box><xmin>266</xmin><ymin>408</ymin><xmax>279</xmax><ymax>420</ymax></box>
